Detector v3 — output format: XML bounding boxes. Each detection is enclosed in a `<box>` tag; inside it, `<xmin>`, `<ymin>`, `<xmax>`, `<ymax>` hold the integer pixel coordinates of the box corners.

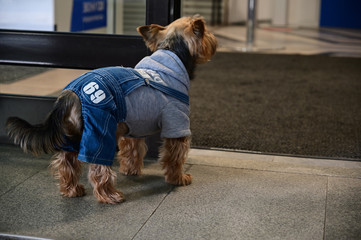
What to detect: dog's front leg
<box><xmin>117</xmin><ymin>137</ymin><xmax>147</xmax><ymax>175</ymax></box>
<box><xmin>88</xmin><ymin>164</ymin><xmax>125</xmax><ymax>204</ymax></box>
<box><xmin>160</xmin><ymin>136</ymin><xmax>192</xmax><ymax>186</ymax></box>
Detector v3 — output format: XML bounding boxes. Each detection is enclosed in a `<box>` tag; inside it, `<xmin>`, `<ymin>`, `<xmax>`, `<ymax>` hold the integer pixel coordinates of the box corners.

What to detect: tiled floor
<box><xmin>1</xmin><ymin>26</ymin><xmax>361</xmax><ymax>239</ymax></box>
<box><xmin>1</xmin><ymin>145</ymin><xmax>361</xmax><ymax>239</ymax></box>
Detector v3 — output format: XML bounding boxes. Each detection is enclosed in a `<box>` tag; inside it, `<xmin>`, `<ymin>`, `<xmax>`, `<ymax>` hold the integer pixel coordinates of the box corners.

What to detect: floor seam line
<box><xmin>323</xmin><ymin>177</ymin><xmax>329</xmax><ymax>240</ymax></box>
<box><xmin>131</xmin><ymin>164</ymin><xmax>194</xmax><ymax>239</ymax></box>
<box><xmin>0</xmin><ymin>167</ymin><xmax>48</xmax><ymax>198</ymax></box>
<box><xmin>131</xmin><ymin>186</ymin><xmax>174</xmax><ymax>240</ymax></box>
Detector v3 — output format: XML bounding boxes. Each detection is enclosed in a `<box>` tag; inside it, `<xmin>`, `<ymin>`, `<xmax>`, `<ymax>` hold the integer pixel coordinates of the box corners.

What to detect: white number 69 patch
<box><xmin>83</xmin><ymin>82</ymin><xmax>106</xmax><ymax>104</ymax></box>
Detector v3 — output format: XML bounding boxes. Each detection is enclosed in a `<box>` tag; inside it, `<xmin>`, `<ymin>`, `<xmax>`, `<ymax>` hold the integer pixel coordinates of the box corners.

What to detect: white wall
<box><xmin>288</xmin><ymin>0</ymin><xmax>321</xmax><ymax>28</ymax></box>
<box><xmin>227</xmin><ymin>0</ymin><xmax>321</xmax><ymax>28</ymax></box>
<box><xmin>227</xmin><ymin>0</ymin><xmax>247</xmax><ymax>23</ymax></box>
<box><xmin>54</xmin><ymin>0</ymin><xmax>72</xmax><ymax>32</ymax></box>
<box><xmin>272</xmin><ymin>0</ymin><xmax>288</xmax><ymax>26</ymax></box>
<box><xmin>0</xmin><ymin>0</ymin><xmax>54</xmax><ymax>31</ymax></box>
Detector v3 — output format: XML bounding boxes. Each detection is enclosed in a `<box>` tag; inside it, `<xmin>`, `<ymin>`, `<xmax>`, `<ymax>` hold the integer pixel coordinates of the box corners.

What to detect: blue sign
<box><xmin>71</xmin><ymin>0</ymin><xmax>107</xmax><ymax>32</ymax></box>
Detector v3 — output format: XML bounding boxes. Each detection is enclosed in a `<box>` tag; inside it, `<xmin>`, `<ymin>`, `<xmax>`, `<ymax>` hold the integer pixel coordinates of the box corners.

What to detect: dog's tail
<box><xmin>6</xmin><ymin>91</ymin><xmax>80</xmax><ymax>155</ymax></box>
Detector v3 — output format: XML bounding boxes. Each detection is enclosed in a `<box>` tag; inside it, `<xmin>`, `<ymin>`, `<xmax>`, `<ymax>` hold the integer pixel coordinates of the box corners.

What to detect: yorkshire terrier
<box><xmin>6</xmin><ymin>16</ymin><xmax>217</xmax><ymax>204</ymax></box>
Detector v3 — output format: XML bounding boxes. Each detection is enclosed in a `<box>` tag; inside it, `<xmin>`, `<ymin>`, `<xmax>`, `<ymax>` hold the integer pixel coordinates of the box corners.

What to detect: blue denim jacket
<box><xmin>62</xmin><ymin>50</ymin><xmax>190</xmax><ymax>166</ymax></box>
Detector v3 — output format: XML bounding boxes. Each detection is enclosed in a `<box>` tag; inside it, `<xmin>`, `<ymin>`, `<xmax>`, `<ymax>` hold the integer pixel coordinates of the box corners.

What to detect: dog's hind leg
<box><xmin>160</xmin><ymin>136</ymin><xmax>192</xmax><ymax>186</ymax></box>
<box><xmin>51</xmin><ymin>151</ymin><xmax>85</xmax><ymax>197</ymax></box>
<box><xmin>117</xmin><ymin>137</ymin><xmax>147</xmax><ymax>176</ymax></box>
<box><xmin>88</xmin><ymin>164</ymin><xmax>125</xmax><ymax>204</ymax></box>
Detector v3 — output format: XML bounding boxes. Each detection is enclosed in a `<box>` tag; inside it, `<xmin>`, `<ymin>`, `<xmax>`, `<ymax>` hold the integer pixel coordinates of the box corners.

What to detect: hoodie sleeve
<box><xmin>160</xmin><ymin>101</ymin><xmax>191</xmax><ymax>138</ymax></box>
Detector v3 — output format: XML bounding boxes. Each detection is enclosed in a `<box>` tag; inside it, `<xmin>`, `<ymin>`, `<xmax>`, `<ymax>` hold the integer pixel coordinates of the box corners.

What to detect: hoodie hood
<box><xmin>135</xmin><ymin>50</ymin><xmax>190</xmax><ymax>92</ymax></box>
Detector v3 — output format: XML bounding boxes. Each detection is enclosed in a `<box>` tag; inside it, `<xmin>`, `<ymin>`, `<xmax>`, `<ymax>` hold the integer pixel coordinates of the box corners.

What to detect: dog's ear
<box><xmin>197</xmin><ymin>31</ymin><xmax>217</xmax><ymax>64</ymax></box>
<box><xmin>192</xmin><ymin>18</ymin><xmax>205</xmax><ymax>39</ymax></box>
<box><xmin>137</xmin><ymin>24</ymin><xmax>166</xmax><ymax>52</ymax></box>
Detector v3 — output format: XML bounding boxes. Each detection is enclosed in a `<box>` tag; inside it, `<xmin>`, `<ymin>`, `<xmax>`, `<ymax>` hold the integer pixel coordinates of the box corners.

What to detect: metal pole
<box><xmin>246</xmin><ymin>0</ymin><xmax>257</xmax><ymax>46</ymax></box>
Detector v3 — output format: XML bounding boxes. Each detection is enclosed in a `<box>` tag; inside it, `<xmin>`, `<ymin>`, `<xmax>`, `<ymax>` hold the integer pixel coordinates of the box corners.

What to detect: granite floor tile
<box><xmin>0</xmin><ymin>145</ymin><xmax>173</xmax><ymax>240</ymax></box>
<box><xmin>0</xmin><ymin>166</ymin><xmax>173</xmax><ymax>240</ymax></box>
<box><xmin>0</xmin><ymin>145</ymin><xmax>50</xmax><ymax>196</ymax></box>
<box><xmin>134</xmin><ymin>165</ymin><xmax>327</xmax><ymax>240</ymax></box>
<box><xmin>324</xmin><ymin>177</ymin><xmax>361</xmax><ymax>240</ymax></box>
<box><xmin>2</xmin><ymin>145</ymin><xmax>361</xmax><ymax>240</ymax></box>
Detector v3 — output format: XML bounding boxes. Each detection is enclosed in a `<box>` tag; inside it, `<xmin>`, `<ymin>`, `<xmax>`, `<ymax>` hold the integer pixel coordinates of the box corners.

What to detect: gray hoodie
<box><xmin>125</xmin><ymin>49</ymin><xmax>191</xmax><ymax>138</ymax></box>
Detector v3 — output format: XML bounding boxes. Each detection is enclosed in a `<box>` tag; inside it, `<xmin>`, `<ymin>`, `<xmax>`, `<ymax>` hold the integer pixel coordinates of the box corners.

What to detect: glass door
<box><xmin>0</xmin><ymin>0</ymin><xmax>181</xmax><ymax>149</ymax></box>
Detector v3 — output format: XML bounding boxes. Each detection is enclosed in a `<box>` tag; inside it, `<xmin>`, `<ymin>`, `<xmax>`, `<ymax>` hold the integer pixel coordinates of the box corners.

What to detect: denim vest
<box><xmin>62</xmin><ymin>50</ymin><xmax>190</xmax><ymax>166</ymax></box>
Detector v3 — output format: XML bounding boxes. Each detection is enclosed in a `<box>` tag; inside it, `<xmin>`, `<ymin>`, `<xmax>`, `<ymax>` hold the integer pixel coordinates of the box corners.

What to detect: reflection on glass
<box><xmin>0</xmin><ymin>0</ymin><xmax>146</xmax><ymax>35</ymax></box>
<box><xmin>0</xmin><ymin>0</ymin><xmax>221</xmax><ymax>97</ymax></box>
<box><xmin>0</xmin><ymin>65</ymin><xmax>88</xmax><ymax>97</ymax></box>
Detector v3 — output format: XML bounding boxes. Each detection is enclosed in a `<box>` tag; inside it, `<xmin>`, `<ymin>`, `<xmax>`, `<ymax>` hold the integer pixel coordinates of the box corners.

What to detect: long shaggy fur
<box><xmin>137</xmin><ymin>16</ymin><xmax>217</xmax><ymax>78</ymax></box>
<box><xmin>6</xmin><ymin>90</ymin><xmax>82</xmax><ymax>155</ymax></box>
<box><xmin>160</xmin><ymin>136</ymin><xmax>192</xmax><ymax>186</ymax></box>
<box><xmin>51</xmin><ymin>151</ymin><xmax>85</xmax><ymax>197</ymax></box>
<box><xmin>6</xmin><ymin>16</ymin><xmax>216</xmax><ymax>204</ymax></box>
<box><xmin>118</xmin><ymin>137</ymin><xmax>147</xmax><ymax>175</ymax></box>
<box><xmin>88</xmin><ymin>164</ymin><xmax>125</xmax><ymax>204</ymax></box>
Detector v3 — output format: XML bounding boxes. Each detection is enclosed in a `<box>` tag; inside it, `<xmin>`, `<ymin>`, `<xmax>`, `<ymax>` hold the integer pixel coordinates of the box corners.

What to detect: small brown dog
<box><xmin>6</xmin><ymin>16</ymin><xmax>217</xmax><ymax>204</ymax></box>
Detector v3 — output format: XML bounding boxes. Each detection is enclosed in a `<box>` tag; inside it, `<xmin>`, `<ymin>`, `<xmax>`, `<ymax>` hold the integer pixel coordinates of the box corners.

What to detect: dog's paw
<box><xmin>61</xmin><ymin>184</ymin><xmax>86</xmax><ymax>198</ymax></box>
<box><xmin>97</xmin><ymin>190</ymin><xmax>126</xmax><ymax>204</ymax></box>
<box><xmin>166</xmin><ymin>173</ymin><xmax>192</xmax><ymax>186</ymax></box>
<box><xmin>119</xmin><ymin>166</ymin><xmax>142</xmax><ymax>176</ymax></box>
